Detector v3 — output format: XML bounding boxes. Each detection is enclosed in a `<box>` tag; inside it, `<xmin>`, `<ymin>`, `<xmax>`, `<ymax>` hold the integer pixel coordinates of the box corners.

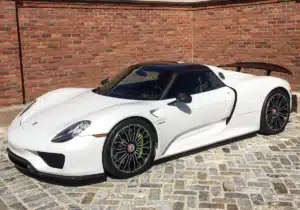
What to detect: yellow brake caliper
<box><xmin>137</xmin><ymin>133</ymin><xmax>144</xmax><ymax>159</ymax></box>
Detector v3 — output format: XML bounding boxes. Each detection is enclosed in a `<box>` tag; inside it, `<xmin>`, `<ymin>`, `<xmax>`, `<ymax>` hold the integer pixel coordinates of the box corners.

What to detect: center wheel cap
<box><xmin>127</xmin><ymin>144</ymin><xmax>135</xmax><ymax>153</ymax></box>
<box><xmin>272</xmin><ymin>108</ymin><xmax>277</xmax><ymax>115</ymax></box>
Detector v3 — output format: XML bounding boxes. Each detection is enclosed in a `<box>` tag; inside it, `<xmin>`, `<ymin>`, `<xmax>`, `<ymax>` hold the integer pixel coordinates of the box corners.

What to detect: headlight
<box><xmin>19</xmin><ymin>100</ymin><xmax>36</xmax><ymax>117</ymax></box>
<box><xmin>52</xmin><ymin>121</ymin><xmax>91</xmax><ymax>143</ymax></box>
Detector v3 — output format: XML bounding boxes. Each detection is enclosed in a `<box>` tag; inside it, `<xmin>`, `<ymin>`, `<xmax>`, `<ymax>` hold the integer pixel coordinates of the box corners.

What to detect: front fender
<box><xmin>80</xmin><ymin>103</ymin><xmax>159</xmax><ymax>137</ymax></box>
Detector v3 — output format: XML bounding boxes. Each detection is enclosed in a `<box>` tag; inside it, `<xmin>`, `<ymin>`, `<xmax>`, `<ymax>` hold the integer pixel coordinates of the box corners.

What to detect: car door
<box><xmin>152</xmin><ymin>70</ymin><xmax>235</xmax><ymax>157</ymax></box>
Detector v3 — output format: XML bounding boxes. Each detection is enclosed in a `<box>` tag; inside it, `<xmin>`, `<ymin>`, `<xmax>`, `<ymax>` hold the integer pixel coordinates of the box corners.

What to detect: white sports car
<box><xmin>7</xmin><ymin>61</ymin><xmax>292</xmax><ymax>180</ymax></box>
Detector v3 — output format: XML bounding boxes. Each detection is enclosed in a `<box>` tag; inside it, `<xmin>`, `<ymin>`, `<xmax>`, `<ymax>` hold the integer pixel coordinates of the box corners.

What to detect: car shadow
<box><xmin>176</xmin><ymin>102</ymin><xmax>191</xmax><ymax>114</ymax></box>
<box><xmin>15</xmin><ymin>168</ymin><xmax>108</xmax><ymax>187</ymax></box>
<box><xmin>15</xmin><ymin>132</ymin><xmax>258</xmax><ymax>186</ymax></box>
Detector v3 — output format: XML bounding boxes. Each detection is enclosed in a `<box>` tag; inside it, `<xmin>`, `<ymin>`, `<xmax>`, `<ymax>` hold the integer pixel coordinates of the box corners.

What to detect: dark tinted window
<box><xmin>106</xmin><ymin>68</ymin><xmax>173</xmax><ymax>100</ymax></box>
<box><xmin>166</xmin><ymin>70</ymin><xmax>224</xmax><ymax>99</ymax></box>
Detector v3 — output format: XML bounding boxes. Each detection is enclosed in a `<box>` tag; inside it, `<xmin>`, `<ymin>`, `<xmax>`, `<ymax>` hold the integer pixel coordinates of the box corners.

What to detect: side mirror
<box><xmin>177</xmin><ymin>92</ymin><xmax>192</xmax><ymax>103</ymax></box>
<box><xmin>101</xmin><ymin>78</ymin><xmax>109</xmax><ymax>85</ymax></box>
<box><xmin>168</xmin><ymin>92</ymin><xmax>192</xmax><ymax>106</ymax></box>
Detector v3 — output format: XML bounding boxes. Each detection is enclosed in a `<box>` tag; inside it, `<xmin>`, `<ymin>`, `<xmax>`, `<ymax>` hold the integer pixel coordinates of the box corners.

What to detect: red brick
<box><xmin>194</xmin><ymin>1</ymin><xmax>300</xmax><ymax>86</ymax></box>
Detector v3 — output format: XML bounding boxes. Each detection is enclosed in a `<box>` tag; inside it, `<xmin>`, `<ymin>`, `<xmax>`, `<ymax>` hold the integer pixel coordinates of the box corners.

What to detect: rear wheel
<box><xmin>259</xmin><ymin>89</ymin><xmax>290</xmax><ymax>135</ymax></box>
<box><xmin>102</xmin><ymin>118</ymin><xmax>156</xmax><ymax>179</ymax></box>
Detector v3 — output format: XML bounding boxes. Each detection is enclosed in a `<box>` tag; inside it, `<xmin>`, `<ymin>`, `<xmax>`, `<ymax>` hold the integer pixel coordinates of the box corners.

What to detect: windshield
<box><xmin>94</xmin><ymin>67</ymin><xmax>174</xmax><ymax>100</ymax></box>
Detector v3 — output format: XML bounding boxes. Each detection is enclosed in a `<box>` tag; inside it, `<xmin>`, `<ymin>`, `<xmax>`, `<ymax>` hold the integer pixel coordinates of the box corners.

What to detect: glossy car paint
<box><xmin>7</xmin><ymin>65</ymin><xmax>292</xmax><ymax>177</ymax></box>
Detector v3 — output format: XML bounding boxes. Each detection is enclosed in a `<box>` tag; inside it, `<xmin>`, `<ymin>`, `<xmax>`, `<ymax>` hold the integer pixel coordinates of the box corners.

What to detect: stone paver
<box><xmin>0</xmin><ymin>113</ymin><xmax>300</xmax><ymax>209</ymax></box>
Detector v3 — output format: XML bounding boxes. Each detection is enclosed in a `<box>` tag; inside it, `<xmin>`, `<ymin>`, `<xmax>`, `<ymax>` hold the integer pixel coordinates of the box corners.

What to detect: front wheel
<box><xmin>259</xmin><ymin>88</ymin><xmax>290</xmax><ymax>135</ymax></box>
<box><xmin>102</xmin><ymin>118</ymin><xmax>156</xmax><ymax>179</ymax></box>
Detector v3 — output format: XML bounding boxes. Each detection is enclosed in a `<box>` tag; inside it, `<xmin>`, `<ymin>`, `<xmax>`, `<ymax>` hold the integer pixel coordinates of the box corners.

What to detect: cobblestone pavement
<box><xmin>0</xmin><ymin>113</ymin><xmax>300</xmax><ymax>210</ymax></box>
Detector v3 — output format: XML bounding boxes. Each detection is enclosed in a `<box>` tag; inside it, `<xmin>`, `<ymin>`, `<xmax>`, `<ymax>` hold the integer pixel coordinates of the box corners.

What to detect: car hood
<box><xmin>19</xmin><ymin>89</ymin><xmax>135</xmax><ymax>139</ymax></box>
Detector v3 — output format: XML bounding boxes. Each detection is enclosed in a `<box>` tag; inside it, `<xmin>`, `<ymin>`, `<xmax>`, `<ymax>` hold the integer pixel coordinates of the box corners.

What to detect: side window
<box><xmin>166</xmin><ymin>70</ymin><xmax>225</xmax><ymax>99</ymax></box>
<box><xmin>201</xmin><ymin>71</ymin><xmax>225</xmax><ymax>92</ymax></box>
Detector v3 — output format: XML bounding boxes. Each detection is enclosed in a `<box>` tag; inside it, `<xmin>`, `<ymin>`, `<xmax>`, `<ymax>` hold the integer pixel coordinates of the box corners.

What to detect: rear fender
<box><xmin>232</xmin><ymin>76</ymin><xmax>291</xmax><ymax>115</ymax></box>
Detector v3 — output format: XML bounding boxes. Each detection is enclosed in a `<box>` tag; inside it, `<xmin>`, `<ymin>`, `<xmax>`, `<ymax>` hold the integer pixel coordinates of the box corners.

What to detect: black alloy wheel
<box><xmin>259</xmin><ymin>88</ymin><xmax>290</xmax><ymax>135</ymax></box>
<box><xmin>102</xmin><ymin>118</ymin><xmax>156</xmax><ymax>179</ymax></box>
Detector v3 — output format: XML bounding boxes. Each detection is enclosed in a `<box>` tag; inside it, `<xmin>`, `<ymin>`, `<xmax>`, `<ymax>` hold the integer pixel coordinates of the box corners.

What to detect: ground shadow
<box><xmin>15</xmin><ymin>168</ymin><xmax>107</xmax><ymax>187</ymax></box>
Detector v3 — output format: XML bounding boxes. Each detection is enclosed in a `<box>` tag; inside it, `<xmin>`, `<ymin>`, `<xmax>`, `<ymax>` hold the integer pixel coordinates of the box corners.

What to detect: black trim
<box><xmin>37</xmin><ymin>152</ymin><xmax>65</xmax><ymax>169</ymax></box>
<box><xmin>160</xmin><ymin>73</ymin><xmax>178</xmax><ymax>100</ymax></box>
<box><xmin>226</xmin><ymin>86</ymin><xmax>237</xmax><ymax>124</ymax></box>
<box><xmin>7</xmin><ymin>148</ymin><xmax>105</xmax><ymax>182</ymax></box>
<box><xmin>219</xmin><ymin>62</ymin><xmax>292</xmax><ymax>76</ymax></box>
<box><xmin>218</xmin><ymin>72</ymin><xmax>225</xmax><ymax>80</ymax></box>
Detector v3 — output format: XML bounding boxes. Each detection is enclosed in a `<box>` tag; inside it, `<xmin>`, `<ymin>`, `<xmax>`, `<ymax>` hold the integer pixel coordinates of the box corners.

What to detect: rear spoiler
<box><xmin>218</xmin><ymin>62</ymin><xmax>292</xmax><ymax>76</ymax></box>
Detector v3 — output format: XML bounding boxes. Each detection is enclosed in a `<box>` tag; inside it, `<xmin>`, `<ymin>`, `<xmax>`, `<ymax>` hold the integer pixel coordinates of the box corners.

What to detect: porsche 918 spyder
<box><xmin>7</xmin><ymin>61</ymin><xmax>292</xmax><ymax>180</ymax></box>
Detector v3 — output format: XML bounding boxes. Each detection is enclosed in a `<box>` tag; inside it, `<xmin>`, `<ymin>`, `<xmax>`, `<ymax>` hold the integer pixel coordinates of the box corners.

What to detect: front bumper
<box><xmin>8</xmin><ymin>117</ymin><xmax>107</xmax><ymax>177</ymax></box>
<box><xmin>7</xmin><ymin>148</ymin><xmax>106</xmax><ymax>182</ymax></box>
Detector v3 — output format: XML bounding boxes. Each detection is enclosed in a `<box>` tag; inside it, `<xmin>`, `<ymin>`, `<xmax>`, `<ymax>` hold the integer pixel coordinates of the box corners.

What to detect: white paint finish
<box><xmin>8</xmin><ymin>135</ymin><xmax>105</xmax><ymax>176</ymax></box>
<box><xmin>153</xmin><ymin>86</ymin><xmax>234</xmax><ymax>157</ymax></box>
<box><xmin>209</xmin><ymin>65</ymin><xmax>292</xmax><ymax>113</ymax></box>
<box><xmin>7</xmin><ymin>64</ymin><xmax>292</xmax><ymax>177</ymax></box>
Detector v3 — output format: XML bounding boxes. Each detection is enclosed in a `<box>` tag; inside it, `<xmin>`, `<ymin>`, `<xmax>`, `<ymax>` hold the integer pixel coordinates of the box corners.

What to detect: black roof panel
<box><xmin>140</xmin><ymin>63</ymin><xmax>211</xmax><ymax>72</ymax></box>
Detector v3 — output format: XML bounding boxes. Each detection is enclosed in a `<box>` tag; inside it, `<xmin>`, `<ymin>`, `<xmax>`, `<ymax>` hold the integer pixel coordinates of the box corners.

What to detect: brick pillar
<box><xmin>0</xmin><ymin>0</ymin><xmax>23</xmax><ymax>107</ymax></box>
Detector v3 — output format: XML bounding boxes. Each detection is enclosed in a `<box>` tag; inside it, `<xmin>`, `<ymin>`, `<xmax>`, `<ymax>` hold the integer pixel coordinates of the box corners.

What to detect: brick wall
<box><xmin>0</xmin><ymin>0</ymin><xmax>299</xmax><ymax>106</ymax></box>
<box><xmin>19</xmin><ymin>1</ymin><xmax>193</xmax><ymax>102</ymax></box>
<box><xmin>0</xmin><ymin>0</ymin><xmax>22</xmax><ymax>106</ymax></box>
<box><xmin>193</xmin><ymin>1</ymin><xmax>300</xmax><ymax>89</ymax></box>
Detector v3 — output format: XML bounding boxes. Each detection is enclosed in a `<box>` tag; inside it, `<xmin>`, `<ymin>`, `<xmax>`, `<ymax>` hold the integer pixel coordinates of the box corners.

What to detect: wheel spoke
<box><xmin>116</xmin><ymin>153</ymin><xmax>127</xmax><ymax>165</ymax></box>
<box><xmin>275</xmin><ymin>117</ymin><xmax>281</xmax><ymax>129</ymax></box>
<box><xmin>116</xmin><ymin>138</ymin><xmax>127</xmax><ymax>147</ymax></box>
<box><xmin>276</xmin><ymin>116</ymin><xmax>284</xmax><ymax>127</ymax></box>
<box><xmin>269</xmin><ymin>117</ymin><xmax>275</xmax><ymax>129</ymax></box>
<box><xmin>267</xmin><ymin>113</ymin><xmax>273</xmax><ymax>122</ymax></box>
<box><xmin>270</xmin><ymin>96</ymin><xmax>275</xmax><ymax>107</ymax></box>
<box><xmin>131</xmin><ymin>155</ymin><xmax>137</xmax><ymax>172</ymax></box>
<box><xmin>133</xmin><ymin>153</ymin><xmax>142</xmax><ymax>168</ymax></box>
<box><xmin>124</xmin><ymin>128</ymin><xmax>132</xmax><ymax>143</ymax></box>
<box><xmin>132</xmin><ymin>125</ymin><xmax>136</xmax><ymax>143</ymax></box>
<box><xmin>275</xmin><ymin>95</ymin><xmax>280</xmax><ymax>105</ymax></box>
<box><xmin>112</xmin><ymin>146</ymin><xmax>126</xmax><ymax>152</ymax></box>
<box><xmin>277</xmin><ymin>112</ymin><xmax>287</xmax><ymax>118</ymax></box>
<box><xmin>273</xmin><ymin>118</ymin><xmax>278</xmax><ymax>129</ymax></box>
<box><xmin>133</xmin><ymin>126</ymin><xmax>141</xmax><ymax>142</ymax></box>
<box><xmin>122</xmin><ymin>154</ymin><xmax>130</xmax><ymax>171</ymax></box>
<box><xmin>277</xmin><ymin>96</ymin><xmax>284</xmax><ymax>107</ymax></box>
<box><xmin>112</xmin><ymin>150</ymin><xmax>126</xmax><ymax>159</ymax></box>
<box><xmin>278</xmin><ymin>104</ymin><xmax>288</xmax><ymax>111</ymax></box>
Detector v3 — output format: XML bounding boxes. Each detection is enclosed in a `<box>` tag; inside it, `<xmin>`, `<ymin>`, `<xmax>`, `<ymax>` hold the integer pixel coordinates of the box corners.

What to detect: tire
<box><xmin>102</xmin><ymin>118</ymin><xmax>156</xmax><ymax>179</ymax></box>
<box><xmin>259</xmin><ymin>88</ymin><xmax>290</xmax><ymax>135</ymax></box>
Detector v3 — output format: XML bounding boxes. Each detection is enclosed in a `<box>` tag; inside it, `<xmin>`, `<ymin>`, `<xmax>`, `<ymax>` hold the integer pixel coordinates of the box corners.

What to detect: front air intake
<box><xmin>37</xmin><ymin>152</ymin><xmax>65</xmax><ymax>169</ymax></box>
